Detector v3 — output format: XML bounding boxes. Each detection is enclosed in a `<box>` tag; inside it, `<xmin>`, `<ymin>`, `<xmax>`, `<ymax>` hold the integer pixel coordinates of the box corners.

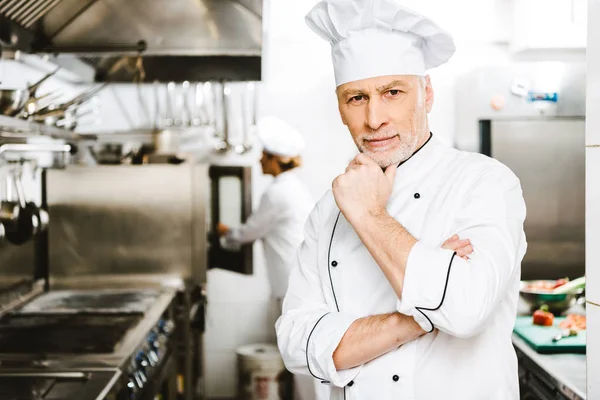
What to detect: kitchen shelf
<box><xmin>0</xmin><ymin>115</ymin><xmax>95</xmax><ymax>142</ymax></box>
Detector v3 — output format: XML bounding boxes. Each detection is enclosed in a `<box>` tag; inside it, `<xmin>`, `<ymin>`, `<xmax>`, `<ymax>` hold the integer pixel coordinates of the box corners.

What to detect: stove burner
<box><xmin>16</xmin><ymin>289</ymin><xmax>159</xmax><ymax>315</ymax></box>
<box><xmin>0</xmin><ymin>314</ymin><xmax>141</xmax><ymax>354</ymax></box>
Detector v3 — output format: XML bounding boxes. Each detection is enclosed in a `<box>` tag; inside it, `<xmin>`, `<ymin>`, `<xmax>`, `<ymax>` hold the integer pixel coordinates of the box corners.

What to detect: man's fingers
<box><xmin>345</xmin><ymin>163</ymin><xmax>362</xmax><ymax>173</ymax></box>
<box><xmin>455</xmin><ymin>245</ymin><xmax>474</xmax><ymax>257</ymax></box>
<box><xmin>384</xmin><ymin>163</ymin><xmax>398</xmax><ymax>184</ymax></box>
<box><xmin>442</xmin><ymin>238</ymin><xmax>470</xmax><ymax>250</ymax></box>
<box><xmin>354</xmin><ymin>153</ymin><xmax>374</xmax><ymax>165</ymax></box>
<box><xmin>442</xmin><ymin>234</ymin><xmax>459</xmax><ymax>246</ymax></box>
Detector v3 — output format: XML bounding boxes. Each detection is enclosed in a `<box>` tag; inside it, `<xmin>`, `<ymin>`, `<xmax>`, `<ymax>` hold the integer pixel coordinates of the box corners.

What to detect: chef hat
<box><xmin>256</xmin><ymin>116</ymin><xmax>305</xmax><ymax>158</ymax></box>
<box><xmin>305</xmin><ymin>0</ymin><xmax>456</xmax><ymax>86</ymax></box>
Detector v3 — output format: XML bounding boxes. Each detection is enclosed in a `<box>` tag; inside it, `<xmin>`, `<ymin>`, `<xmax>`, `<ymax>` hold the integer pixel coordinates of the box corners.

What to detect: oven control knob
<box><xmin>158</xmin><ymin>319</ymin><xmax>174</xmax><ymax>335</ymax></box>
<box><xmin>147</xmin><ymin>349</ymin><xmax>159</xmax><ymax>366</ymax></box>
<box><xmin>127</xmin><ymin>374</ymin><xmax>138</xmax><ymax>393</ymax></box>
<box><xmin>132</xmin><ymin>371</ymin><xmax>145</xmax><ymax>389</ymax></box>
<box><xmin>147</xmin><ymin>332</ymin><xmax>160</xmax><ymax>349</ymax></box>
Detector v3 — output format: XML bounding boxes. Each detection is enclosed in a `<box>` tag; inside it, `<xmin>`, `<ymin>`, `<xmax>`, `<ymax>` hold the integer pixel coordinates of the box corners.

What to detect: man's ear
<box><xmin>424</xmin><ymin>75</ymin><xmax>434</xmax><ymax>113</ymax></box>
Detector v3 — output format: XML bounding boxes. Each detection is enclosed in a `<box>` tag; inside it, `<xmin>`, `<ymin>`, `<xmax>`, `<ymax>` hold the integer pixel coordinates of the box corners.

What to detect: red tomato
<box><xmin>533</xmin><ymin>310</ymin><xmax>554</xmax><ymax>326</ymax></box>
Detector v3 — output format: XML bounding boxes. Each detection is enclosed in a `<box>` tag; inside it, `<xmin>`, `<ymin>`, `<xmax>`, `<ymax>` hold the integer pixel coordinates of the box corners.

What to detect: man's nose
<box><xmin>366</xmin><ymin>97</ymin><xmax>389</xmax><ymax>131</ymax></box>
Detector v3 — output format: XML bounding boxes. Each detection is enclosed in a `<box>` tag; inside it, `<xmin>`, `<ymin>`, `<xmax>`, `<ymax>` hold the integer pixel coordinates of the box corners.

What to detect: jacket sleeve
<box><xmin>397</xmin><ymin>165</ymin><xmax>527</xmax><ymax>338</ymax></box>
<box><xmin>223</xmin><ymin>188</ymin><xmax>279</xmax><ymax>247</ymax></box>
<box><xmin>275</xmin><ymin>200</ymin><xmax>361</xmax><ymax>387</ymax></box>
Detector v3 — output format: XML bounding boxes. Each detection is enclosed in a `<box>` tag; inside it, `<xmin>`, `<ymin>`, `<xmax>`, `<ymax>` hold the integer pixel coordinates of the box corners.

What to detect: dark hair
<box><xmin>277</xmin><ymin>155</ymin><xmax>302</xmax><ymax>172</ymax></box>
<box><xmin>265</xmin><ymin>153</ymin><xmax>302</xmax><ymax>172</ymax></box>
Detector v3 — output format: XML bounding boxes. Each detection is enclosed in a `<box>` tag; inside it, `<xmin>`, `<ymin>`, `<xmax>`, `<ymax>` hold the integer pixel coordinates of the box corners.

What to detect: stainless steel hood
<box><xmin>0</xmin><ymin>0</ymin><xmax>262</xmax><ymax>82</ymax></box>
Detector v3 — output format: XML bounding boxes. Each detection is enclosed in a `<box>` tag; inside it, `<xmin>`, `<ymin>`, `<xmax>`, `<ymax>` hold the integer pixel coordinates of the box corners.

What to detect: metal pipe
<box><xmin>22</xmin><ymin>0</ymin><xmax>61</xmax><ymax>27</ymax></box>
<box><xmin>38</xmin><ymin>41</ymin><xmax>147</xmax><ymax>53</ymax></box>
<box><xmin>0</xmin><ymin>143</ymin><xmax>71</xmax><ymax>156</ymax></box>
<box><xmin>0</xmin><ymin>372</ymin><xmax>86</xmax><ymax>378</ymax></box>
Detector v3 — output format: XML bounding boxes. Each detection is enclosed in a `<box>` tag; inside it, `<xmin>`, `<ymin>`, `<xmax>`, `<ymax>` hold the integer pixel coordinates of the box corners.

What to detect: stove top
<box><xmin>0</xmin><ymin>314</ymin><xmax>142</xmax><ymax>354</ymax></box>
<box><xmin>16</xmin><ymin>289</ymin><xmax>160</xmax><ymax>315</ymax></box>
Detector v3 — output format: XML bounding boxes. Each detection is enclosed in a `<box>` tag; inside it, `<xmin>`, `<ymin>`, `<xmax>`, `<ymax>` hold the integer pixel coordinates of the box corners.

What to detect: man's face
<box><xmin>336</xmin><ymin>75</ymin><xmax>433</xmax><ymax>168</ymax></box>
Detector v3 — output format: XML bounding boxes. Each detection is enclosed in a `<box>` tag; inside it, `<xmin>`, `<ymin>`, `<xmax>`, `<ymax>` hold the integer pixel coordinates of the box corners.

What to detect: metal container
<box><xmin>520</xmin><ymin>280</ymin><xmax>585</xmax><ymax>315</ymax></box>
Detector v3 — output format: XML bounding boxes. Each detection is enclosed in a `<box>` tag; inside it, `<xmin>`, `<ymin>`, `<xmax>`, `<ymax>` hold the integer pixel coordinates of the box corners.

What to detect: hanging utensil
<box><xmin>192</xmin><ymin>82</ymin><xmax>205</xmax><ymax>126</ymax></box>
<box><xmin>0</xmin><ymin>173</ymin><xmax>19</xmax><ymax>232</ymax></box>
<box><xmin>214</xmin><ymin>83</ymin><xmax>232</xmax><ymax>153</ymax></box>
<box><xmin>235</xmin><ymin>82</ymin><xmax>254</xmax><ymax>154</ymax></box>
<box><xmin>18</xmin><ymin>90</ymin><xmax>63</xmax><ymax>119</ymax></box>
<box><xmin>164</xmin><ymin>82</ymin><xmax>175</xmax><ymax>127</ymax></box>
<box><xmin>0</xmin><ymin>67</ymin><xmax>60</xmax><ymax>117</ymax></box>
<box><xmin>30</xmin><ymin>83</ymin><xmax>107</xmax><ymax>123</ymax></box>
<box><xmin>25</xmin><ymin>67</ymin><xmax>60</xmax><ymax>98</ymax></box>
<box><xmin>180</xmin><ymin>81</ymin><xmax>192</xmax><ymax>127</ymax></box>
<box><xmin>4</xmin><ymin>167</ymin><xmax>36</xmax><ymax>245</ymax></box>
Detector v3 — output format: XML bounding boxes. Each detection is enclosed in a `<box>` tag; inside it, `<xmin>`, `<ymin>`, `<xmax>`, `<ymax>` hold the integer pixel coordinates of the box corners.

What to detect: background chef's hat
<box><xmin>256</xmin><ymin>116</ymin><xmax>305</xmax><ymax>158</ymax></box>
<box><xmin>305</xmin><ymin>0</ymin><xmax>456</xmax><ymax>87</ymax></box>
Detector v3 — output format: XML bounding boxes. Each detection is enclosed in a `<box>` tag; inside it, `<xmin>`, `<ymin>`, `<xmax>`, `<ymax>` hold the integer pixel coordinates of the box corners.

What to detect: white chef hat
<box><xmin>305</xmin><ymin>0</ymin><xmax>456</xmax><ymax>87</ymax></box>
<box><xmin>256</xmin><ymin>116</ymin><xmax>305</xmax><ymax>158</ymax></box>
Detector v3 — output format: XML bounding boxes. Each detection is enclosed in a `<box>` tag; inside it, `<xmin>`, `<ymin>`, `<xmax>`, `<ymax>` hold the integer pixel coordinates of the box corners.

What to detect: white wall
<box><xmin>586</xmin><ymin>1</ymin><xmax>600</xmax><ymax>398</ymax></box>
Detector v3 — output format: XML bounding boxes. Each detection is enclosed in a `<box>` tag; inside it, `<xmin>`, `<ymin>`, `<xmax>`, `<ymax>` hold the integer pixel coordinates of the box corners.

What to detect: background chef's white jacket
<box><xmin>276</xmin><ymin>135</ymin><xmax>527</xmax><ymax>400</ymax></box>
<box><xmin>224</xmin><ymin>170</ymin><xmax>314</xmax><ymax>299</ymax></box>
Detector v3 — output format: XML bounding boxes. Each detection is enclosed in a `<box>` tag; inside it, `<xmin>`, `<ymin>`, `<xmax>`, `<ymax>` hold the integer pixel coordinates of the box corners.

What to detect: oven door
<box><xmin>0</xmin><ymin>370</ymin><xmax>122</xmax><ymax>400</ymax></box>
<box><xmin>207</xmin><ymin>165</ymin><xmax>253</xmax><ymax>275</ymax></box>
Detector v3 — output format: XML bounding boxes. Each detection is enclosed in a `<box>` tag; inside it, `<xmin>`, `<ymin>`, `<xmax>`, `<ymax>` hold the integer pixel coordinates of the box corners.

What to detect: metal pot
<box><xmin>520</xmin><ymin>280</ymin><xmax>585</xmax><ymax>315</ymax></box>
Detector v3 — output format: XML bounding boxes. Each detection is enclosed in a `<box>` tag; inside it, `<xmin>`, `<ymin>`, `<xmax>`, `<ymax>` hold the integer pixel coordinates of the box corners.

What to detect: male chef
<box><xmin>275</xmin><ymin>1</ymin><xmax>527</xmax><ymax>399</ymax></box>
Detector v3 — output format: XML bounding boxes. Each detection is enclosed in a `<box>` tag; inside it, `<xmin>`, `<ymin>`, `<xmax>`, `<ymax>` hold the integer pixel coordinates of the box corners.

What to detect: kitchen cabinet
<box><xmin>512</xmin><ymin>0</ymin><xmax>587</xmax><ymax>51</ymax></box>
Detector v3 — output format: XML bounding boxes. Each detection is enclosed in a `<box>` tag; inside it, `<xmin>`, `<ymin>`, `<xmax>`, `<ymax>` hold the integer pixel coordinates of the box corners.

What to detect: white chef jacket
<box><xmin>276</xmin><ymin>135</ymin><xmax>527</xmax><ymax>400</ymax></box>
<box><xmin>224</xmin><ymin>170</ymin><xmax>314</xmax><ymax>299</ymax></box>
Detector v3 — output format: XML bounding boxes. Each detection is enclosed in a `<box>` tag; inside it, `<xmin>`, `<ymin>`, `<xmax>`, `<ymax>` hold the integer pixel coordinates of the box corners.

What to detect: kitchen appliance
<box><xmin>0</xmin><ymin>0</ymin><xmax>263</xmax><ymax>82</ymax></box>
<box><xmin>455</xmin><ymin>62</ymin><xmax>586</xmax><ymax>280</ymax></box>
<box><xmin>0</xmin><ymin>164</ymin><xmax>189</xmax><ymax>399</ymax></box>
<box><xmin>42</xmin><ymin>162</ymin><xmax>253</xmax><ymax>399</ymax></box>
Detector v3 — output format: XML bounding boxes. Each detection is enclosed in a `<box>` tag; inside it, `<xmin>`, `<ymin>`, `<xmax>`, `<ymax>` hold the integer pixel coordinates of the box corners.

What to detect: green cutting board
<box><xmin>513</xmin><ymin>316</ymin><xmax>586</xmax><ymax>354</ymax></box>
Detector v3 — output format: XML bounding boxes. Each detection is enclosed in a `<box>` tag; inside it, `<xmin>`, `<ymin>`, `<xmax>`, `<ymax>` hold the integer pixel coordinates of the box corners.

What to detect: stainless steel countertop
<box><xmin>514</xmin><ymin>299</ymin><xmax>586</xmax><ymax>399</ymax></box>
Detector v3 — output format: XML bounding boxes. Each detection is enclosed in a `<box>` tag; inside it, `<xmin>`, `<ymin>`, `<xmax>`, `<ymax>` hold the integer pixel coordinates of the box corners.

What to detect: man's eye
<box><xmin>349</xmin><ymin>95</ymin><xmax>364</xmax><ymax>103</ymax></box>
<box><xmin>388</xmin><ymin>89</ymin><xmax>402</xmax><ymax>96</ymax></box>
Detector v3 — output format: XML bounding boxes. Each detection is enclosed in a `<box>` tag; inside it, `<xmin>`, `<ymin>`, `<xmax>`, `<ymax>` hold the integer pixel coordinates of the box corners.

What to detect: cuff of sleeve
<box><xmin>307</xmin><ymin>312</ymin><xmax>362</xmax><ymax>387</ymax></box>
<box><xmin>397</xmin><ymin>299</ymin><xmax>435</xmax><ymax>333</ymax></box>
<box><xmin>401</xmin><ymin>241</ymin><xmax>456</xmax><ymax>311</ymax></box>
<box><xmin>221</xmin><ymin>230</ymin><xmax>242</xmax><ymax>251</ymax></box>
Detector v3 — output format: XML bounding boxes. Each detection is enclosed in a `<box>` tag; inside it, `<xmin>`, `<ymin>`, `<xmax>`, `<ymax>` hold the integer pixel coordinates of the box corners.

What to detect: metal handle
<box><xmin>0</xmin><ymin>143</ymin><xmax>72</xmax><ymax>157</ymax></box>
<box><xmin>180</xmin><ymin>81</ymin><xmax>191</xmax><ymax>126</ymax></box>
<box><xmin>222</xmin><ymin>84</ymin><xmax>229</xmax><ymax>143</ymax></box>
<box><xmin>13</xmin><ymin>171</ymin><xmax>26</xmax><ymax>209</ymax></box>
